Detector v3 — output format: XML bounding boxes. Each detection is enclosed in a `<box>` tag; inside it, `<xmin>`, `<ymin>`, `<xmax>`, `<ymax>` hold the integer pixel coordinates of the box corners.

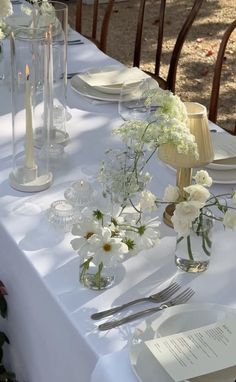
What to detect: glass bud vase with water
<box><xmin>79</xmin><ymin>252</ymin><xmax>116</xmax><ymax>290</ymax></box>
<box><xmin>175</xmin><ymin>212</ymin><xmax>213</xmax><ymax>273</ymax></box>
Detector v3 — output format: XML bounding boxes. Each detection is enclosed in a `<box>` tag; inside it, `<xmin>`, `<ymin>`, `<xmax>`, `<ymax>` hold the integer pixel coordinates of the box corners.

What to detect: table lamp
<box><xmin>158</xmin><ymin>102</ymin><xmax>214</xmax><ymax>227</ymax></box>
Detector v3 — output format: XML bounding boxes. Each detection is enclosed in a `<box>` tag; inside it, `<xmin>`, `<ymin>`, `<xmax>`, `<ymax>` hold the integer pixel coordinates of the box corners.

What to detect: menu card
<box><xmin>145</xmin><ymin>318</ymin><xmax>236</xmax><ymax>382</ymax></box>
<box><xmin>211</xmin><ymin>133</ymin><xmax>236</xmax><ymax>161</ymax></box>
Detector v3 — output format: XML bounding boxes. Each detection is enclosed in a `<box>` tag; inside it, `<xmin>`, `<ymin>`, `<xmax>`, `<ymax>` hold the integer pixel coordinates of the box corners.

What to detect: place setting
<box><xmin>70</xmin><ymin>65</ymin><xmax>154</xmax><ymax>102</ymax></box>
<box><xmin>129</xmin><ymin>301</ymin><xmax>236</xmax><ymax>382</ymax></box>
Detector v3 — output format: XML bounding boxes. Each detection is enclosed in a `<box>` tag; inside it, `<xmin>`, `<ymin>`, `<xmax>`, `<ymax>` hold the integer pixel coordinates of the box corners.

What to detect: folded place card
<box><xmin>211</xmin><ymin>133</ymin><xmax>236</xmax><ymax>161</ymax></box>
<box><xmin>79</xmin><ymin>67</ymin><xmax>150</xmax><ymax>88</ymax></box>
<box><xmin>145</xmin><ymin>318</ymin><xmax>236</xmax><ymax>382</ymax></box>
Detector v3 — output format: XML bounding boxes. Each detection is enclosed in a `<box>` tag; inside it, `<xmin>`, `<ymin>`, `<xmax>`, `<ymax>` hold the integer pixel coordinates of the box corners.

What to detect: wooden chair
<box><xmin>209</xmin><ymin>20</ymin><xmax>236</xmax><ymax>135</ymax></box>
<box><xmin>133</xmin><ymin>0</ymin><xmax>204</xmax><ymax>93</ymax></box>
<box><xmin>75</xmin><ymin>0</ymin><xmax>115</xmax><ymax>53</ymax></box>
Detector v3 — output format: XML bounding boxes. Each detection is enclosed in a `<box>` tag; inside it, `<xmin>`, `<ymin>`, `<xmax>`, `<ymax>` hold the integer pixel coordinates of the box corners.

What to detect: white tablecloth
<box><xmin>0</xmin><ymin>27</ymin><xmax>236</xmax><ymax>382</ymax></box>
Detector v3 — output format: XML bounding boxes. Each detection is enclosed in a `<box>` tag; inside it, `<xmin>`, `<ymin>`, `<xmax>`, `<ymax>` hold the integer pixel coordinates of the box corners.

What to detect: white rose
<box><xmin>172</xmin><ymin>214</ymin><xmax>192</xmax><ymax>237</ymax></box>
<box><xmin>223</xmin><ymin>210</ymin><xmax>236</xmax><ymax>230</ymax></box>
<box><xmin>163</xmin><ymin>185</ymin><xmax>180</xmax><ymax>203</ymax></box>
<box><xmin>173</xmin><ymin>201</ymin><xmax>201</xmax><ymax>223</ymax></box>
<box><xmin>139</xmin><ymin>190</ymin><xmax>156</xmax><ymax>212</ymax></box>
<box><xmin>193</xmin><ymin>170</ymin><xmax>213</xmax><ymax>187</ymax></box>
<box><xmin>0</xmin><ymin>0</ymin><xmax>13</xmax><ymax>19</ymax></box>
<box><xmin>184</xmin><ymin>184</ymin><xmax>210</xmax><ymax>204</ymax></box>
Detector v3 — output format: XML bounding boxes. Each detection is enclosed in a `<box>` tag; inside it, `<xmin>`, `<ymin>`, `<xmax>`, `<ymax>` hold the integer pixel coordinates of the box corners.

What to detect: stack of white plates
<box><xmin>71</xmin><ymin>66</ymin><xmax>150</xmax><ymax>102</ymax></box>
<box><xmin>206</xmin><ymin>133</ymin><xmax>236</xmax><ymax>184</ymax></box>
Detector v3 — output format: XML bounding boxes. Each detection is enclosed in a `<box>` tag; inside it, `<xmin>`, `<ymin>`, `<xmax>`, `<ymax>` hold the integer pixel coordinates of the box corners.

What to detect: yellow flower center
<box><xmin>84</xmin><ymin>232</ymin><xmax>94</xmax><ymax>240</ymax></box>
<box><xmin>103</xmin><ymin>243</ymin><xmax>111</xmax><ymax>252</ymax></box>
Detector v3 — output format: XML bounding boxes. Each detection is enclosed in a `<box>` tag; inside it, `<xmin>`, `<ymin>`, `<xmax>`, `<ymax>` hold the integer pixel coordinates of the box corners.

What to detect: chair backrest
<box><xmin>75</xmin><ymin>0</ymin><xmax>115</xmax><ymax>53</ymax></box>
<box><xmin>133</xmin><ymin>0</ymin><xmax>204</xmax><ymax>93</ymax></box>
<box><xmin>209</xmin><ymin>20</ymin><xmax>236</xmax><ymax>135</ymax></box>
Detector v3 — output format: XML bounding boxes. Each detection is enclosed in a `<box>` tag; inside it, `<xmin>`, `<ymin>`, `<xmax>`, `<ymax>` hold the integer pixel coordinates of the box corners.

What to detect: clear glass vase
<box><xmin>9</xmin><ymin>27</ymin><xmax>53</xmax><ymax>192</ymax></box>
<box><xmin>175</xmin><ymin>213</ymin><xmax>213</xmax><ymax>273</ymax></box>
<box><xmin>79</xmin><ymin>253</ymin><xmax>116</xmax><ymax>290</ymax></box>
<box><xmin>32</xmin><ymin>1</ymin><xmax>70</xmax><ymax>153</ymax></box>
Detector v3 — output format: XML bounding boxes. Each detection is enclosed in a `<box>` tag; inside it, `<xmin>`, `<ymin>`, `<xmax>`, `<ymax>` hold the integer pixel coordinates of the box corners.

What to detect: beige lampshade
<box><xmin>158</xmin><ymin>102</ymin><xmax>214</xmax><ymax>169</ymax></box>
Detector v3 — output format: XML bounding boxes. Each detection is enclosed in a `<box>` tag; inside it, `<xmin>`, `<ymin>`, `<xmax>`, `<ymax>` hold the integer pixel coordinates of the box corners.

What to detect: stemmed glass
<box><xmin>118</xmin><ymin>76</ymin><xmax>158</xmax><ymax>121</ymax></box>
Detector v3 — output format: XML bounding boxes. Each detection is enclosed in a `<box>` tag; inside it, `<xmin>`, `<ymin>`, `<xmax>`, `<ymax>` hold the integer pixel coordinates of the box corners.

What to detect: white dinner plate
<box><xmin>205</xmin><ymin>168</ymin><xmax>236</xmax><ymax>184</ymax></box>
<box><xmin>71</xmin><ymin>75</ymin><xmax>121</xmax><ymax>102</ymax></box>
<box><xmin>130</xmin><ymin>303</ymin><xmax>236</xmax><ymax>382</ymax></box>
<box><xmin>78</xmin><ymin>66</ymin><xmax>150</xmax><ymax>95</ymax></box>
<box><xmin>206</xmin><ymin>157</ymin><xmax>236</xmax><ymax>171</ymax></box>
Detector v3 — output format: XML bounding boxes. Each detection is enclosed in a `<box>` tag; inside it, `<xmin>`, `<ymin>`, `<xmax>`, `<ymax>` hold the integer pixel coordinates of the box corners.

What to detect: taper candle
<box><xmin>25</xmin><ymin>64</ymin><xmax>35</xmax><ymax>169</ymax></box>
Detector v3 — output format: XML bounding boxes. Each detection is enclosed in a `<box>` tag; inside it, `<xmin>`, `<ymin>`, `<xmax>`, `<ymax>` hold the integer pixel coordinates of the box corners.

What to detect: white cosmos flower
<box><xmin>139</xmin><ymin>190</ymin><xmax>156</xmax><ymax>212</ymax></box>
<box><xmin>184</xmin><ymin>184</ymin><xmax>210</xmax><ymax>204</ymax></box>
<box><xmin>193</xmin><ymin>170</ymin><xmax>213</xmax><ymax>187</ymax></box>
<box><xmin>87</xmin><ymin>227</ymin><xmax>128</xmax><ymax>266</ymax></box>
<box><xmin>70</xmin><ymin>217</ymin><xmax>100</xmax><ymax>251</ymax></box>
<box><xmin>127</xmin><ymin>217</ymin><xmax>160</xmax><ymax>252</ymax></box>
<box><xmin>163</xmin><ymin>185</ymin><xmax>180</xmax><ymax>203</ymax></box>
<box><xmin>223</xmin><ymin>210</ymin><xmax>236</xmax><ymax>230</ymax></box>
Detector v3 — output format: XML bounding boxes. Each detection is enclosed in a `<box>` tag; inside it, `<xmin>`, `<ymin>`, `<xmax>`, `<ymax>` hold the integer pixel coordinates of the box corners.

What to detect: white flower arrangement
<box><xmin>70</xmin><ymin>88</ymin><xmax>201</xmax><ymax>288</ymax></box>
<box><xmin>100</xmin><ymin>88</ymin><xmax>198</xmax><ymax>207</ymax></box>
<box><xmin>71</xmin><ymin>205</ymin><xmax>160</xmax><ymax>288</ymax></box>
<box><xmin>0</xmin><ymin>0</ymin><xmax>13</xmax><ymax>41</ymax></box>
<box><xmin>22</xmin><ymin>0</ymin><xmax>56</xmax><ymax>29</ymax></box>
<box><xmin>164</xmin><ymin>169</ymin><xmax>236</xmax><ymax>236</ymax></box>
<box><xmin>70</xmin><ymin>87</ymin><xmax>236</xmax><ymax>287</ymax></box>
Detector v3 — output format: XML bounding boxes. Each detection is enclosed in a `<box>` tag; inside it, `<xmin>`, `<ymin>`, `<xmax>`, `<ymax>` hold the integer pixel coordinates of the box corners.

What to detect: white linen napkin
<box><xmin>79</xmin><ymin>66</ymin><xmax>150</xmax><ymax>88</ymax></box>
<box><xmin>211</xmin><ymin>133</ymin><xmax>236</xmax><ymax>161</ymax></box>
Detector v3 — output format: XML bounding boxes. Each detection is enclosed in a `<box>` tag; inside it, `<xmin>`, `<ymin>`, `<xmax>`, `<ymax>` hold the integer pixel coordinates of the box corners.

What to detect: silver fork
<box><xmin>98</xmin><ymin>287</ymin><xmax>194</xmax><ymax>331</ymax></box>
<box><xmin>91</xmin><ymin>282</ymin><xmax>181</xmax><ymax>320</ymax></box>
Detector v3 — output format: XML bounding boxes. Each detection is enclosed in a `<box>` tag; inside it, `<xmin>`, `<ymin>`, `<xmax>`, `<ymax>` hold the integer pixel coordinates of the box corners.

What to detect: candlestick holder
<box><xmin>33</xmin><ymin>1</ymin><xmax>70</xmax><ymax>152</ymax></box>
<box><xmin>9</xmin><ymin>27</ymin><xmax>53</xmax><ymax>192</ymax></box>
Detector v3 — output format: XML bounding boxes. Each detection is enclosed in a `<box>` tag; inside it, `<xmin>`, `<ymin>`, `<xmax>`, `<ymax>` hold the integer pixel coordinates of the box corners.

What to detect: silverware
<box><xmin>98</xmin><ymin>287</ymin><xmax>194</xmax><ymax>330</ymax></box>
<box><xmin>68</xmin><ymin>40</ymin><xmax>84</xmax><ymax>46</ymax></box>
<box><xmin>55</xmin><ymin>40</ymin><xmax>84</xmax><ymax>46</ymax></box>
<box><xmin>67</xmin><ymin>72</ymin><xmax>81</xmax><ymax>79</ymax></box>
<box><xmin>91</xmin><ymin>282</ymin><xmax>181</xmax><ymax>320</ymax></box>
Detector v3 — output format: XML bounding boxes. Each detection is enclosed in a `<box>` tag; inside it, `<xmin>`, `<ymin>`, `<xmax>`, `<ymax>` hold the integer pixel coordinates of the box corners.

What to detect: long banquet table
<box><xmin>0</xmin><ymin>27</ymin><xmax>236</xmax><ymax>382</ymax></box>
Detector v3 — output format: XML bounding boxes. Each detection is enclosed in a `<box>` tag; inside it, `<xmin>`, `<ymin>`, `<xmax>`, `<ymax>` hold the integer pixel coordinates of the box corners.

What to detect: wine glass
<box><xmin>118</xmin><ymin>76</ymin><xmax>158</xmax><ymax>121</ymax></box>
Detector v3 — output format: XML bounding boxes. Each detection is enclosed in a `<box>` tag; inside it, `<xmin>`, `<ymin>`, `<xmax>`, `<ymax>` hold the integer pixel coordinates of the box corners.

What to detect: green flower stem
<box><xmin>80</xmin><ymin>257</ymin><xmax>93</xmax><ymax>282</ymax></box>
<box><xmin>139</xmin><ymin>146</ymin><xmax>158</xmax><ymax>172</ymax></box>
<box><xmin>94</xmin><ymin>262</ymin><xmax>104</xmax><ymax>289</ymax></box>
<box><xmin>187</xmin><ymin>235</ymin><xmax>194</xmax><ymax>261</ymax></box>
<box><xmin>177</xmin><ymin>236</ymin><xmax>184</xmax><ymax>244</ymax></box>
<box><xmin>204</xmin><ymin>230</ymin><xmax>212</xmax><ymax>248</ymax></box>
<box><xmin>202</xmin><ymin>231</ymin><xmax>211</xmax><ymax>256</ymax></box>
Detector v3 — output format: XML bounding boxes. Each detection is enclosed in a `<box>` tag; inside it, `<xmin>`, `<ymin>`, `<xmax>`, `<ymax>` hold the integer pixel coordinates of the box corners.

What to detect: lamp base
<box><xmin>163</xmin><ymin>203</ymin><xmax>175</xmax><ymax>228</ymax></box>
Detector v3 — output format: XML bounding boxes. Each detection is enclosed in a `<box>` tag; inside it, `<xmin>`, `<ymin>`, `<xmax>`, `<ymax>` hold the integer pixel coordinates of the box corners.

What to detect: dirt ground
<box><xmin>68</xmin><ymin>0</ymin><xmax>236</xmax><ymax>133</ymax></box>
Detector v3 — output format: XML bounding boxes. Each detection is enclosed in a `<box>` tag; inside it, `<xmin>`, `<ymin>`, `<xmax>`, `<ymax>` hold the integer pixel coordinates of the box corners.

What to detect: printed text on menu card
<box><xmin>145</xmin><ymin>318</ymin><xmax>236</xmax><ymax>382</ymax></box>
